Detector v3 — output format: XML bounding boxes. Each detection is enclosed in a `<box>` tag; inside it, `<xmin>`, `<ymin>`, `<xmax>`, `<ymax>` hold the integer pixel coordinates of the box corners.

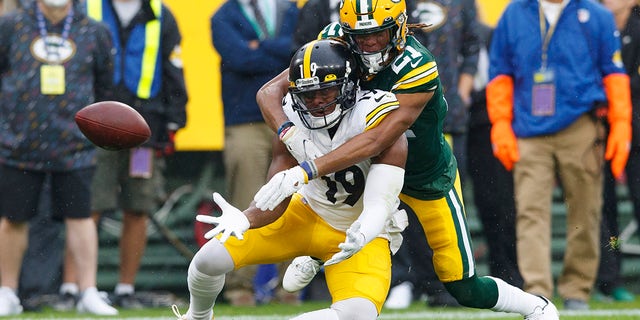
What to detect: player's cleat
<box><xmin>0</xmin><ymin>287</ymin><xmax>23</xmax><ymax>316</ymax></box>
<box><xmin>172</xmin><ymin>305</ymin><xmax>214</xmax><ymax>320</ymax></box>
<box><xmin>282</xmin><ymin>256</ymin><xmax>322</xmax><ymax>292</ymax></box>
<box><xmin>172</xmin><ymin>305</ymin><xmax>189</xmax><ymax>320</ymax></box>
<box><xmin>76</xmin><ymin>287</ymin><xmax>118</xmax><ymax>316</ymax></box>
<box><xmin>524</xmin><ymin>296</ymin><xmax>559</xmax><ymax>320</ymax></box>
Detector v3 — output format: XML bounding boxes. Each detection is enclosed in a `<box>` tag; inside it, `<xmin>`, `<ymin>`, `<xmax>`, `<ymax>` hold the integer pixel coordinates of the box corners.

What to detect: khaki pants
<box><xmin>514</xmin><ymin>114</ymin><xmax>603</xmax><ymax>301</ymax></box>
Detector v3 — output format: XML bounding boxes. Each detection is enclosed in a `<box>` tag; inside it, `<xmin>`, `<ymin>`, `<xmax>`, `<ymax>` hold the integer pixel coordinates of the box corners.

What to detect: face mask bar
<box><xmin>291</xmin><ymin>82</ymin><xmax>344</xmax><ymax>130</ymax></box>
<box><xmin>344</xmin><ymin>28</ymin><xmax>397</xmax><ymax>75</ymax></box>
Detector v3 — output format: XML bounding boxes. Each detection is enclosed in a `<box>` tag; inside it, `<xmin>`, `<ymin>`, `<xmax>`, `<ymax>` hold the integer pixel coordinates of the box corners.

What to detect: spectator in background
<box><xmin>290</xmin><ymin>0</ymin><xmax>341</xmax><ymax>53</ymax></box>
<box><xmin>596</xmin><ymin>0</ymin><xmax>639</xmax><ymax>303</ymax></box>
<box><xmin>488</xmin><ymin>0</ymin><xmax>632</xmax><ymax>310</ymax></box>
<box><xmin>467</xmin><ymin>20</ymin><xmax>523</xmax><ymax>289</ymax></box>
<box><xmin>60</xmin><ymin>0</ymin><xmax>188</xmax><ymax>309</ymax></box>
<box><xmin>210</xmin><ymin>0</ymin><xmax>298</xmax><ymax>306</ymax></box>
<box><xmin>384</xmin><ymin>0</ymin><xmax>480</xmax><ymax>309</ymax></box>
<box><xmin>0</xmin><ymin>0</ymin><xmax>117</xmax><ymax>316</ymax></box>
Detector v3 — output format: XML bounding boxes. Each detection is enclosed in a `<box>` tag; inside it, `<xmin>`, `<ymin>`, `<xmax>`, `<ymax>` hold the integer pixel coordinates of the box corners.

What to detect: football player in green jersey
<box><xmin>255</xmin><ymin>0</ymin><xmax>558</xmax><ymax>319</ymax></box>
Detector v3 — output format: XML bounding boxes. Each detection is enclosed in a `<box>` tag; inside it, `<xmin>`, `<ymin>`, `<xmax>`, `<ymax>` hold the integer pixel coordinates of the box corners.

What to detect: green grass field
<box><xmin>9</xmin><ymin>298</ymin><xmax>640</xmax><ymax>319</ymax></box>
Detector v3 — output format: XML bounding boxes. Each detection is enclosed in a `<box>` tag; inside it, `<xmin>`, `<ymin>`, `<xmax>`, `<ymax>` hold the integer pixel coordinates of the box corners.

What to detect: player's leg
<box><xmin>401</xmin><ymin>174</ymin><xmax>558</xmax><ymax>318</ymax></box>
<box><xmin>0</xmin><ymin>166</ymin><xmax>44</xmax><ymax>316</ymax></box>
<box><xmin>292</xmin><ymin>237</ymin><xmax>390</xmax><ymax>320</ymax></box>
<box><xmin>55</xmin><ymin>168</ymin><xmax>118</xmax><ymax>315</ymax></box>
<box><xmin>115</xmin><ymin>156</ymin><xmax>165</xmax><ymax>308</ymax></box>
<box><xmin>184</xmin><ymin>194</ymin><xmax>322</xmax><ymax>320</ymax></box>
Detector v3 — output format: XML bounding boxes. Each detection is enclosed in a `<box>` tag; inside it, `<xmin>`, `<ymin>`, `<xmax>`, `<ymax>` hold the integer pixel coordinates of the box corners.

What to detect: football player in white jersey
<box><xmin>172</xmin><ymin>38</ymin><xmax>408</xmax><ymax>320</ymax></box>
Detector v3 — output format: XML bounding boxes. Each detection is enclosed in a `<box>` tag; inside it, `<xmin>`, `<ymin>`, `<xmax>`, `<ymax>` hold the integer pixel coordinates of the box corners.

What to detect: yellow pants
<box><xmin>223</xmin><ymin>193</ymin><xmax>392</xmax><ymax>313</ymax></box>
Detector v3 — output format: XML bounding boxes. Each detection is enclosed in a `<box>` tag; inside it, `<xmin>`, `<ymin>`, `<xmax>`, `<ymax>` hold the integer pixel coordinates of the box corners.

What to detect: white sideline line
<box><xmin>19</xmin><ymin>309</ymin><xmax>640</xmax><ymax>320</ymax></box>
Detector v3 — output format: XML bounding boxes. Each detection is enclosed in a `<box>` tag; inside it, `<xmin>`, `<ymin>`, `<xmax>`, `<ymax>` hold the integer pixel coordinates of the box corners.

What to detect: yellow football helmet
<box><xmin>339</xmin><ymin>0</ymin><xmax>408</xmax><ymax>74</ymax></box>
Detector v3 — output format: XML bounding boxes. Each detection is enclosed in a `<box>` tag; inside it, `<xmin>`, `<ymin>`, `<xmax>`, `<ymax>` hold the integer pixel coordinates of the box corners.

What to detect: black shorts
<box><xmin>0</xmin><ymin>165</ymin><xmax>94</xmax><ymax>222</ymax></box>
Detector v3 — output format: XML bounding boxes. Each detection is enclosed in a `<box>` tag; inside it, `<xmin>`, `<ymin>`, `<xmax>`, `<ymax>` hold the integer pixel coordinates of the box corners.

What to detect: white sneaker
<box><xmin>384</xmin><ymin>281</ymin><xmax>413</xmax><ymax>309</ymax></box>
<box><xmin>77</xmin><ymin>287</ymin><xmax>118</xmax><ymax>316</ymax></box>
<box><xmin>0</xmin><ymin>287</ymin><xmax>23</xmax><ymax>316</ymax></box>
<box><xmin>524</xmin><ymin>296</ymin><xmax>559</xmax><ymax>320</ymax></box>
<box><xmin>282</xmin><ymin>256</ymin><xmax>321</xmax><ymax>292</ymax></box>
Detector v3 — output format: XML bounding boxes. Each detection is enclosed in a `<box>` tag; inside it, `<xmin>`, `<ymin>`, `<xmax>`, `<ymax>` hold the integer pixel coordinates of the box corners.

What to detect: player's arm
<box><xmin>243</xmin><ymin>136</ymin><xmax>299</xmax><ymax>228</ymax></box>
<box><xmin>254</xmin><ymin>90</ymin><xmax>432</xmax><ymax>211</ymax></box>
<box><xmin>257</xmin><ymin>69</ymin><xmax>290</xmax><ymax>132</ymax></box>
<box><xmin>314</xmin><ymin>91</ymin><xmax>432</xmax><ymax>176</ymax></box>
<box><xmin>325</xmin><ymin>133</ymin><xmax>408</xmax><ymax>265</ymax></box>
<box><xmin>197</xmin><ymin>136</ymin><xmax>299</xmax><ymax>242</ymax></box>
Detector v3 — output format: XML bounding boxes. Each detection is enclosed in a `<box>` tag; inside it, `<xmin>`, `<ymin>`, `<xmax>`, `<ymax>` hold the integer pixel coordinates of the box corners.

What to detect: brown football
<box><xmin>75</xmin><ymin>101</ymin><xmax>151</xmax><ymax>150</ymax></box>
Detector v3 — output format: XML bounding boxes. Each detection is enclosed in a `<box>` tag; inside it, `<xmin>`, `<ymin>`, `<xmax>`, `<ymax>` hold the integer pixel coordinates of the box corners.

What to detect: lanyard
<box><xmin>538</xmin><ymin>1</ymin><xmax>568</xmax><ymax>68</ymax></box>
<box><xmin>36</xmin><ymin>4</ymin><xmax>74</xmax><ymax>63</ymax></box>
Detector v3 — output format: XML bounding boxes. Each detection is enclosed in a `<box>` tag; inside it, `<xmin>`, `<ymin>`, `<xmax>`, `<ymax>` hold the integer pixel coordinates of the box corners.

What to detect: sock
<box><xmin>60</xmin><ymin>282</ymin><xmax>79</xmax><ymax>295</ymax></box>
<box><xmin>489</xmin><ymin>276</ymin><xmax>547</xmax><ymax>316</ymax></box>
<box><xmin>114</xmin><ymin>283</ymin><xmax>135</xmax><ymax>296</ymax></box>
<box><xmin>188</xmin><ymin>262</ymin><xmax>224</xmax><ymax>320</ymax></box>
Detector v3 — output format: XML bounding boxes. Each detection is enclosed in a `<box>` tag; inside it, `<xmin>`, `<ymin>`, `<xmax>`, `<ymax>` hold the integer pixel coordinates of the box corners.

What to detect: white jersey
<box><xmin>283</xmin><ymin>89</ymin><xmax>399</xmax><ymax>231</ymax></box>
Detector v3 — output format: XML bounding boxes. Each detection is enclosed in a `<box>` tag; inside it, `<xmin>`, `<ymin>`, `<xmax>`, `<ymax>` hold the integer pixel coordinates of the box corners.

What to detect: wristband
<box><xmin>299</xmin><ymin>160</ymin><xmax>318</xmax><ymax>181</ymax></box>
<box><xmin>277</xmin><ymin>121</ymin><xmax>295</xmax><ymax>138</ymax></box>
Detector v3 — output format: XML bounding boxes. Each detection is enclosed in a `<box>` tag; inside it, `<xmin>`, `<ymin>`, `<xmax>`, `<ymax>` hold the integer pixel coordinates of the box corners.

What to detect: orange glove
<box><xmin>603</xmin><ymin>74</ymin><xmax>632</xmax><ymax>179</ymax></box>
<box><xmin>491</xmin><ymin>121</ymin><xmax>520</xmax><ymax>171</ymax></box>
<box><xmin>487</xmin><ymin>75</ymin><xmax>519</xmax><ymax>171</ymax></box>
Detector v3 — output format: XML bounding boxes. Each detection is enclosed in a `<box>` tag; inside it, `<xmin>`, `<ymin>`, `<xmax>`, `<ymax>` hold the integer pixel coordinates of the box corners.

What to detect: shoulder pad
<box><xmin>318</xmin><ymin>22</ymin><xmax>344</xmax><ymax>39</ymax></box>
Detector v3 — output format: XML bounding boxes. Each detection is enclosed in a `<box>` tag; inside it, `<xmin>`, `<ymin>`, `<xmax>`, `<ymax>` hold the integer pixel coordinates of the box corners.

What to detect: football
<box><xmin>75</xmin><ymin>101</ymin><xmax>151</xmax><ymax>150</ymax></box>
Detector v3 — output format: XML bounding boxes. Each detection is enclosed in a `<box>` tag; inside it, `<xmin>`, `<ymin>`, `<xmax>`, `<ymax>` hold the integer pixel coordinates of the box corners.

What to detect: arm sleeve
<box><xmin>93</xmin><ymin>22</ymin><xmax>115</xmax><ymax>102</ymax></box>
<box><xmin>486</xmin><ymin>12</ymin><xmax>515</xmax><ymax>125</ymax></box>
<box><xmin>459</xmin><ymin>0</ymin><xmax>480</xmax><ymax>76</ymax></box>
<box><xmin>160</xmin><ymin>6</ymin><xmax>188</xmax><ymax>128</ymax></box>
<box><xmin>0</xmin><ymin>16</ymin><xmax>10</xmax><ymax>77</ymax></box>
<box><xmin>486</xmin><ymin>75</ymin><xmax>514</xmax><ymax>124</ymax></box>
<box><xmin>355</xmin><ymin>164</ymin><xmax>404</xmax><ymax>244</ymax></box>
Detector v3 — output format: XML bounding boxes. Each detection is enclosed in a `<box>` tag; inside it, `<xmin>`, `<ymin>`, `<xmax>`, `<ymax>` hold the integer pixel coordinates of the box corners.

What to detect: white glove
<box><xmin>196</xmin><ymin>192</ymin><xmax>250</xmax><ymax>243</ymax></box>
<box><xmin>280</xmin><ymin>124</ymin><xmax>323</xmax><ymax>162</ymax></box>
<box><xmin>254</xmin><ymin>166</ymin><xmax>307</xmax><ymax>211</ymax></box>
<box><xmin>324</xmin><ymin>222</ymin><xmax>366</xmax><ymax>266</ymax></box>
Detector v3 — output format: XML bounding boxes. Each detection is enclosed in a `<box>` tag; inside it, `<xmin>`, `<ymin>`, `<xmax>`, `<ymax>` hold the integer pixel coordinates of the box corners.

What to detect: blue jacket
<box><xmin>87</xmin><ymin>0</ymin><xmax>163</xmax><ymax>99</ymax></box>
<box><xmin>211</xmin><ymin>0</ymin><xmax>298</xmax><ymax>126</ymax></box>
<box><xmin>489</xmin><ymin>0</ymin><xmax>626</xmax><ymax>137</ymax></box>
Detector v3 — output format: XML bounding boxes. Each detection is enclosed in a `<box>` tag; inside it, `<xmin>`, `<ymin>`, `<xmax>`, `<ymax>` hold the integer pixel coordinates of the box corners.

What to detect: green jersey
<box><xmin>362</xmin><ymin>36</ymin><xmax>456</xmax><ymax>200</ymax></box>
<box><xmin>319</xmin><ymin>23</ymin><xmax>456</xmax><ymax>199</ymax></box>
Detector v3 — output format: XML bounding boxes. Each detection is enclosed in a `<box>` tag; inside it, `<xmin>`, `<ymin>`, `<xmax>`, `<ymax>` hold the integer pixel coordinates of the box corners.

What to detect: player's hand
<box><xmin>606</xmin><ymin>121</ymin><xmax>631</xmax><ymax>179</ymax></box>
<box><xmin>490</xmin><ymin>121</ymin><xmax>519</xmax><ymax>171</ymax></box>
<box><xmin>196</xmin><ymin>192</ymin><xmax>249</xmax><ymax>243</ymax></box>
<box><xmin>279</xmin><ymin>123</ymin><xmax>322</xmax><ymax>162</ymax></box>
<box><xmin>254</xmin><ymin>166</ymin><xmax>308</xmax><ymax>211</ymax></box>
<box><xmin>324</xmin><ymin>222</ymin><xmax>366</xmax><ymax>266</ymax></box>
